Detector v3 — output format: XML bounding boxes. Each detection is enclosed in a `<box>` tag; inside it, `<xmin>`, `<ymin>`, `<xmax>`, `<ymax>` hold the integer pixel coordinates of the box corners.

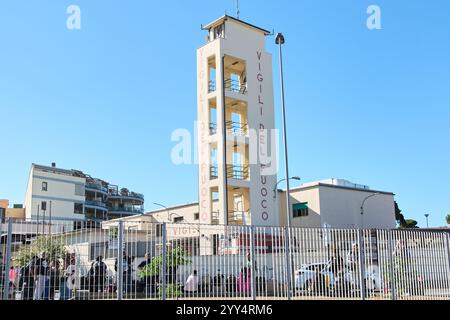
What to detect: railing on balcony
<box><xmin>209</xmin><ymin>122</ymin><xmax>217</xmax><ymax>135</ymax></box>
<box><xmin>108</xmin><ymin>206</ymin><xmax>144</xmax><ymax>214</ymax></box>
<box><xmin>227</xmin><ymin>165</ymin><xmax>249</xmax><ymax>180</ymax></box>
<box><xmin>228</xmin><ymin>210</ymin><xmax>251</xmax><ymax>225</ymax></box>
<box><xmin>85</xmin><ymin>182</ymin><xmax>108</xmax><ymax>193</ymax></box>
<box><xmin>210</xmin><ymin>165</ymin><xmax>219</xmax><ymax>179</ymax></box>
<box><xmin>225</xmin><ymin>121</ymin><xmax>248</xmax><ymax>136</ymax></box>
<box><xmin>85</xmin><ymin>200</ymin><xmax>108</xmax><ymax>209</ymax></box>
<box><xmin>208</xmin><ymin>80</ymin><xmax>216</xmax><ymax>93</ymax></box>
<box><xmin>225</xmin><ymin>78</ymin><xmax>247</xmax><ymax>95</ymax></box>
<box><xmin>108</xmin><ymin>190</ymin><xmax>145</xmax><ymax>201</ymax></box>
<box><xmin>212</xmin><ymin>211</ymin><xmax>220</xmax><ymax>225</ymax></box>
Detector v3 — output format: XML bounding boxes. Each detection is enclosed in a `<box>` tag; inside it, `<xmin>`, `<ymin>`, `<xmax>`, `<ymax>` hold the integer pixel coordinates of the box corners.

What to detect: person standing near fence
<box><xmin>61</xmin><ymin>255</ymin><xmax>77</xmax><ymax>300</ymax></box>
<box><xmin>90</xmin><ymin>256</ymin><xmax>107</xmax><ymax>293</ymax></box>
<box><xmin>8</xmin><ymin>265</ymin><xmax>17</xmax><ymax>298</ymax></box>
<box><xmin>184</xmin><ymin>270</ymin><xmax>199</xmax><ymax>297</ymax></box>
<box><xmin>33</xmin><ymin>252</ymin><xmax>50</xmax><ymax>300</ymax></box>
<box><xmin>115</xmin><ymin>251</ymin><xmax>132</xmax><ymax>294</ymax></box>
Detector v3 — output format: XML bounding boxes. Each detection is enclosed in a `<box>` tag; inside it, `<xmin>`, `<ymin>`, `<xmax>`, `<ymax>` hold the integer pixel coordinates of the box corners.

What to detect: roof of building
<box><xmin>288</xmin><ymin>178</ymin><xmax>395</xmax><ymax>196</ymax></box>
<box><xmin>202</xmin><ymin>15</ymin><xmax>272</xmax><ymax>36</ymax></box>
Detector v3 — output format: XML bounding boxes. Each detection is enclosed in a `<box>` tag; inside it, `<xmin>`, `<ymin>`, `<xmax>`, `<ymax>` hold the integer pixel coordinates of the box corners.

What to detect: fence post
<box><xmin>284</xmin><ymin>226</ymin><xmax>292</xmax><ymax>300</ymax></box>
<box><xmin>2</xmin><ymin>219</ymin><xmax>12</xmax><ymax>301</ymax></box>
<box><xmin>387</xmin><ymin>230</ymin><xmax>396</xmax><ymax>300</ymax></box>
<box><xmin>161</xmin><ymin>223</ymin><xmax>167</xmax><ymax>301</ymax></box>
<box><xmin>117</xmin><ymin>221</ymin><xmax>124</xmax><ymax>300</ymax></box>
<box><xmin>445</xmin><ymin>234</ymin><xmax>450</xmax><ymax>292</ymax></box>
<box><xmin>358</xmin><ymin>229</ymin><xmax>366</xmax><ymax>300</ymax></box>
<box><xmin>249</xmin><ymin>226</ymin><xmax>257</xmax><ymax>300</ymax></box>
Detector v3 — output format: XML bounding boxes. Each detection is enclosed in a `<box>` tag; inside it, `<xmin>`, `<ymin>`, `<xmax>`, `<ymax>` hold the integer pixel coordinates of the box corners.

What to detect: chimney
<box><xmin>51</xmin><ymin>162</ymin><xmax>56</xmax><ymax>168</ymax></box>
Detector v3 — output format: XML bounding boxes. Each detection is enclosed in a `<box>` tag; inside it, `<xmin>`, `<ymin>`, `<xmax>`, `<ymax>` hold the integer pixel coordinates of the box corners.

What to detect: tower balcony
<box><xmin>225</xmin><ymin>78</ymin><xmax>247</xmax><ymax>95</ymax></box>
<box><xmin>209</xmin><ymin>122</ymin><xmax>217</xmax><ymax>135</ymax></box>
<box><xmin>226</xmin><ymin>120</ymin><xmax>248</xmax><ymax>137</ymax></box>
<box><xmin>227</xmin><ymin>165</ymin><xmax>250</xmax><ymax>181</ymax></box>
<box><xmin>228</xmin><ymin>210</ymin><xmax>251</xmax><ymax>226</ymax></box>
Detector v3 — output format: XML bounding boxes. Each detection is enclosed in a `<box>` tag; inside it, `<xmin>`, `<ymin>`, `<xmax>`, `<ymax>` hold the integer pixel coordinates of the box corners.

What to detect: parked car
<box><xmin>295</xmin><ymin>263</ymin><xmax>335</xmax><ymax>293</ymax></box>
<box><xmin>295</xmin><ymin>262</ymin><xmax>382</xmax><ymax>294</ymax></box>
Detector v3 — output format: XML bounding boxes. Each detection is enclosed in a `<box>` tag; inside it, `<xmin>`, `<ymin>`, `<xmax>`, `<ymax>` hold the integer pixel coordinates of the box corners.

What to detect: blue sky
<box><xmin>0</xmin><ymin>0</ymin><xmax>449</xmax><ymax>227</ymax></box>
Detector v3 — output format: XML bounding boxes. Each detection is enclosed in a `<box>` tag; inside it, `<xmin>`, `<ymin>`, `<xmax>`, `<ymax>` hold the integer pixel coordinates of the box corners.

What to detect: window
<box><xmin>194</xmin><ymin>213</ymin><xmax>200</xmax><ymax>221</ymax></box>
<box><xmin>74</xmin><ymin>203</ymin><xmax>84</xmax><ymax>214</ymax></box>
<box><xmin>213</xmin><ymin>23</ymin><xmax>225</xmax><ymax>39</ymax></box>
<box><xmin>173</xmin><ymin>217</ymin><xmax>184</xmax><ymax>224</ymax></box>
<box><xmin>293</xmin><ymin>203</ymin><xmax>309</xmax><ymax>218</ymax></box>
<box><xmin>42</xmin><ymin>182</ymin><xmax>48</xmax><ymax>191</ymax></box>
<box><xmin>75</xmin><ymin>184</ymin><xmax>85</xmax><ymax>196</ymax></box>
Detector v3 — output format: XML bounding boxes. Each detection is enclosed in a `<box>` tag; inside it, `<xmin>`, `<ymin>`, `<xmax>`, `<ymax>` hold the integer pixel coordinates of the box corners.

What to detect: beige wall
<box><xmin>5</xmin><ymin>208</ymin><xmax>25</xmax><ymax>220</ymax></box>
<box><xmin>318</xmin><ymin>186</ymin><xmax>396</xmax><ymax>229</ymax></box>
<box><xmin>279</xmin><ymin>188</ymin><xmax>322</xmax><ymax>228</ymax></box>
<box><xmin>279</xmin><ymin>185</ymin><xmax>395</xmax><ymax>229</ymax></box>
<box><xmin>0</xmin><ymin>199</ymin><xmax>8</xmax><ymax>209</ymax></box>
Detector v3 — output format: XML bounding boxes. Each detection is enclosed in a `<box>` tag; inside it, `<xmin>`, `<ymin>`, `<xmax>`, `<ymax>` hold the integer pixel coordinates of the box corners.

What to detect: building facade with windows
<box><xmin>24</xmin><ymin>163</ymin><xmax>145</xmax><ymax>222</ymax></box>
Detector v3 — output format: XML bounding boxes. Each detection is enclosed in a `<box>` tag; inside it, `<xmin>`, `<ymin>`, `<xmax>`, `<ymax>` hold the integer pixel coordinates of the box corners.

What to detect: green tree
<box><xmin>139</xmin><ymin>246</ymin><xmax>191</xmax><ymax>299</ymax></box>
<box><xmin>396</xmin><ymin>202</ymin><xmax>419</xmax><ymax>229</ymax></box>
<box><xmin>13</xmin><ymin>235</ymin><xmax>67</xmax><ymax>267</ymax></box>
<box><xmin>140</xmin><ymin>246</ymin><xmax>191</xmax><ymax>278</ymax></box>
<box><xmin>446</xmin><ymin>214</ymin><xmax>450</xmax><ymax>225</ymax></box>
<box><xmin>403</xmin><ymin>219</ymin><xmax>419</xmax><ymax>229</ymax></box>
<box><xmin>395</xmin><ymin>202</ymin><xmax>407</xmax><ymax>228</ymax></box>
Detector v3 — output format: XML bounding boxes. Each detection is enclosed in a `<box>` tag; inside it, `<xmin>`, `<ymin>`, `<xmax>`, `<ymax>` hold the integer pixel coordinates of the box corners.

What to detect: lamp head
<box><xmin>275</xmin><ymin>33</ymin><xmax>285</xmax><ymax>45</ymax></box>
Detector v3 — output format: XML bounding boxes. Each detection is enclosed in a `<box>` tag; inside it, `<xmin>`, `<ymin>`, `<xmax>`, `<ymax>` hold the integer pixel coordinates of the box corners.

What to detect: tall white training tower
<box><xmin>197</xmin><ymin>15</ymin><xmax>279</xmax><ymax>227</ymax></box>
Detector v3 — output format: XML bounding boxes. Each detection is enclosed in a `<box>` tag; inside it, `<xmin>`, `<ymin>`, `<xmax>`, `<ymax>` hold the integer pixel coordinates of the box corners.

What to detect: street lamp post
<box><xmin>153</xmin><ymin>203</ymin><xmax>171</xmax><ymax>222</ymax></box>
<box><xmin>276</xmin><ymin>32</ymin><xmax>292</xmax><ymax>228</ymax></box>
<box><xmin>424</xmin><ymin>214</ymin><xmax>430</xmax><ymax>229</ymax></box>
<box><xmin>273</xmin><ymin>177</ymin><xmax>301</xmax><ymax>199</ymax></box>
<box><xmin>360</xmin><ymin>193</ymin><xmax>381</xmax><ymax>229</ymax></box>
<box><xmin>276</xmin><ymin>32</ymin><xmax>294</xmax><ymax>300</ymax></box>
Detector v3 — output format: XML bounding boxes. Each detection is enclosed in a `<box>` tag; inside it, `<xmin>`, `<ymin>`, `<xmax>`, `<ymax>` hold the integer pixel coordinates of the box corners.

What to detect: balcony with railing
<box><xmin>225</xmin><ymin>78</ymin><xmax>247</xmax><ymax>95</ymax></box>
<box><xmin>226</xmin><ymin>121</ymin><xmax>248</xmax><ymax>137</ymax></box>
<box><xmin>209</xmin><ymin>80</ymin><xmax>216</xmax><ymax>93</ymax></box>
<box><xmin>228</xmin><ymin>211</ymin><xmax>251</xmax><ymax>226</ymax></box>
<box><xmin>227</xmin><ymin>165</ymin><xmax>249</xmax><ymax>181</ymax></box>
<box><xmin>212</xmin><ymin>211</ymin><xmax>220</xmax><ymax>225</ymax></box>
<box><xmin>85</xmin><ymin>182</ymin><xmax>108</xmax><ymax>194</ymax></box>
<box><xmin>108</xmin><ymin>206</ymin><xmax>145</xmax><ymax>215</ymax></box>
<box><xmin>108</xmin><ymin>187</ymin><xmax>145</xmax><ymax>203</ymax></box>
<box><xmin>210</xmin><ymin>165</ymin><xmax>219</xmax><ymax>180</ymax></box>
<box><xmin>85</xmin><ymin>200</ymin><xmax>108</xmax><ymax>210</ymax></box>
<box><xmin>209</xmin><ymin>122</ymin><xmax>217</xmax><ymax>135</ymax></box>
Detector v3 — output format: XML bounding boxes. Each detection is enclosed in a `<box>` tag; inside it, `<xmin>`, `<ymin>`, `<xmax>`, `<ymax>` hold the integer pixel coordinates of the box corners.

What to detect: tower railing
<box><xmin>209</xmin><ymin>123</ymin><xmax>217</xmax><ymax>135</ymax></box>
<box><xmin>227</xmin><ymin>165</ymin><xmax>250</xmax><ymax>180</ymax></box>
<box><xmin>224</xmin><ymin>78</ymin><xmax>247</xmax><ymax>95</ymax></box>
<box><xmin>210</xmin><ymin>165</ymin><xmax>219</xmax><ymax>179</ymax></box>
<box><xmin>225</xmin><ymin>121</ymin><xmax>248</xmax><ymax>136</ymax></box>
<box><xmin>208</xmin><ymin>80</ymin><xmax>216</xmax><ymax>93</ymax></box>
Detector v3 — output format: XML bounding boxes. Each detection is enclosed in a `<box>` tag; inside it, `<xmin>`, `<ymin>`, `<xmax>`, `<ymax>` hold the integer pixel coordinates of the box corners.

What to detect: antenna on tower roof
<box><xmin>236</xmin><ymin>0</ymin><xmax>240</xmax><ymax>19</ymax></box>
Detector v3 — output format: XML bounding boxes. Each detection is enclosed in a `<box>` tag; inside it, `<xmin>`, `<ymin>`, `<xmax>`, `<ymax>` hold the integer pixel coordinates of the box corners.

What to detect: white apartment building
<box><xmin>24</xmin><ymin>163</ymin><xmax>145</xmax><ymax>222</ymax></box>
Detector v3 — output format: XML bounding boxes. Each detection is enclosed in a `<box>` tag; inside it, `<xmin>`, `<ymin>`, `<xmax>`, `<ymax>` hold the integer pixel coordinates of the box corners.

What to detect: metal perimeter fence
<box><xmin>0</xmin><ymin>218</ymin><xmax>449</xmax><ymax>301</ymax></box>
